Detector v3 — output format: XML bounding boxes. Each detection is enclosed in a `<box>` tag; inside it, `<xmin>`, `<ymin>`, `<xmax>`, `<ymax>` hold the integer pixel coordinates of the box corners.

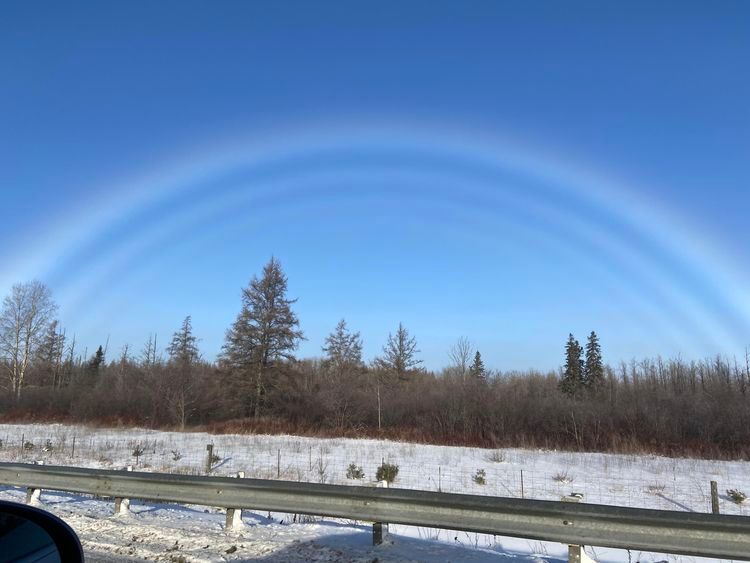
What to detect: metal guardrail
<box><xmin>0</xmin><ymin>463</ymin><xmax>748</xmax><ymax>560</ymax></box>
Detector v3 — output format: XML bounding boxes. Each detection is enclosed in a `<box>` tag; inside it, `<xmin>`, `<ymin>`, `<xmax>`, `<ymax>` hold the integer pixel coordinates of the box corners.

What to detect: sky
<box><xmin>1</xmin><ymin>1</ymin><xmax>748</xmax><ymax>371</ymax></box>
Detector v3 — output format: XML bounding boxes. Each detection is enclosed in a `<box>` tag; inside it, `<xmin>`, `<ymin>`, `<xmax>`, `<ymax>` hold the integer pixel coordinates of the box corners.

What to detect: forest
<box><xmin>2</xmin><ymin>258</ymin><xmax>749</xmax><ymax>460</ymax></box>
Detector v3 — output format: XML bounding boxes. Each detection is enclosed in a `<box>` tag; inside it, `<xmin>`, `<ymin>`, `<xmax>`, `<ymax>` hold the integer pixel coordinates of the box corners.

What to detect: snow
<box><xmin>0</xmin><ymin>422</ymin><xmax>747</xmax><ymax>562</ymax></box>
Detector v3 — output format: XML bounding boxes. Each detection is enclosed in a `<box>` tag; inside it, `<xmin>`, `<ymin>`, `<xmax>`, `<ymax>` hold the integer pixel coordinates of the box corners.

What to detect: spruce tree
<box><xmin>584</xmin><ymin>331</ymin><xmax>604</xmax><ymax>390</ymax></box>
<box><xmin>82</xmin><ymin>345</ymin><xmax>105</xmax><ymax>386</ymax></box>
<box><xmin>559</xmin><ymin>334</ymin><xmax>584</xmax><ymax>397</ymax></box>
<box><xmin>222</xmin><ymin>257</ymin><xmax>304</xmax><ymax>418</ymax></box>
<box><xmin>469</xmin><ymin>350</ymin><xmax>486</xmax><ymax>379</ymax></box>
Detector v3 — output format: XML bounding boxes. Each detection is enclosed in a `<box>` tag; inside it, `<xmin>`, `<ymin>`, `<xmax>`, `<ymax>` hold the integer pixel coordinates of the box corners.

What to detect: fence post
<box><xmin>225</xmin><ymin>471</ymin><xmax>245</xmax><ymax>530</ymax></box>
<box><xmin>711</xmin><ymin>481</ymin><xmax>720</xmax><ymax>514</ymax></box>
<box><xmin>373</xmin><ymin>480</ymin><xmax>390</xmax><ymax>545</ymax></box>
<box><xmin>114</xmin><ymin>466</ymin><xmax>133</xmax><ymax>516</ymax></box>
<box><xmin>205</xmin><ymin>444</ymin><xmax>214</xmax><ymax>474</ymax></box>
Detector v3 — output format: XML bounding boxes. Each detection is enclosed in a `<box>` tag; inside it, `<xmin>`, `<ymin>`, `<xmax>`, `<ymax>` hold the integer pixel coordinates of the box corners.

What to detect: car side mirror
<box><xmin>0</xmin><ymin>500</ymin><xmax>84</xmax><ymax>562</ymax></box>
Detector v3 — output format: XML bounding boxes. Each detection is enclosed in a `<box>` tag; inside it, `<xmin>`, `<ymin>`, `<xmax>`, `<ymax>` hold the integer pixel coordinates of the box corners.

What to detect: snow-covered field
<box><xmin>0</xmin><ymin>423</ymin><xmax>747</xmax><ymax>562</ymax></box>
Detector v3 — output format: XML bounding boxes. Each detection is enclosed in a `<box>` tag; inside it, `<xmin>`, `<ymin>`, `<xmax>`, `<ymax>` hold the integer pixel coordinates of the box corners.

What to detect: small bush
<box><xmin>132</xmin><ymin>445</ymin><xmax>145</xmax><ymax>464</ymax></box>
<box><xmin>42</xmin><ymin>440</ymin><xmax>54</xmax><ymax>452</ymax></box>
<box><xmin>727</xmin><ymin>489</ymin><xmax>747</xmax><ymax>504</ymax></box>
<box><xmin>210</xmin><ymin>453</ymin><xmax>221</xmax><ymax>466</ymax></box>
<box><xmin>646</xmin><ymin>483</ymin><xmax>666</xmax><ymax>494</ymax></box>
<box><xmin>553</xmin><ymin>470</ymin><xmax>574</xmax><ymax>484</ymax></box>
<box><xmin>376</xmin><ymin>462</ymin><xmax>399</xmax><ymax>484</ymax></box>
<box><xmin>346</xmin><ymin>463</ymin><xmax>365</xmax><ymax>480</ymax></box>
<box><xmin>486</xmin><ymin>450</ymin><xmax>506</xmax><ymax>463</ymax></box>
<box><xmin>23</xmin><ymin>441</ymin><xmax>34</xmax><ymax>451</ymax></box>
<box><xmin>171</xmin><ymin>450</ymin><xmax>183</xmax><ymax>461</ymax></box>
<box><xmin>473</xmin><ymin>468</ymin><xmax>487</xmax><ymax>485</ymax></box>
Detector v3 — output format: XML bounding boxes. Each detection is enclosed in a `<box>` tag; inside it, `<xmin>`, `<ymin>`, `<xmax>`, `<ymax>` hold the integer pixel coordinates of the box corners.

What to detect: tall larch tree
<box><xmin>166</xmin><ymin>315</ymin><xmax>201</xmax><ymax>429</ymax></box>
<box><xmin>222</xmin><ymin>257</ymin><xmax>304</xmax><ymax>418</ymax></box>
<box><xmin>322</xmin><ymin>319</ymin><xmax>363</xmax><ymax>373</ymax></box>
<box><xmin>375</xmin><ymin>322</ymin><xmax>422</xmax><ymax>379</ymax></box>
<box><xmin>167</xmin><ymin>316</ymin><xmax>200</xmax><ymax>366</ymax></box>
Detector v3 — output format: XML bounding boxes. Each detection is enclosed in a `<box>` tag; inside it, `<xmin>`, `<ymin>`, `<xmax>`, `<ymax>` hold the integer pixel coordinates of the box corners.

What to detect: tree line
<box><xmin>2</xmin><ymin>259</ymin><xmax>750</xmax><ymax>459</ymax></box>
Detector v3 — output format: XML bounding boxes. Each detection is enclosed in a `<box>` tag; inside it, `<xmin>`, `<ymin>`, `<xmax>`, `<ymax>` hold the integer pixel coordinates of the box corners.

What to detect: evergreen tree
<box><xmin>322</xmin><ymin>319</ymin><xmax>363</xmax><ymax>372</ymax></box>
<box><xmin>89</xmin><ymin>345</ymin><xmax>105</xmax><ymax>371</ymax></box>
<box><xmin>469</xmin><ymin>350</ymin><xmax>486</xmax><ymax>379</ymax></box>
<box><xmin>222</xmin><ymin>257</ymin><xmax>304</xmax><ymax>418</ymax></box>
<box><xmin>167</xmin><ymin>316</ymin><xmax>200</xmax><ymax>366</ymax></box>
<box><xmin>375</xmin><ymin>322</ymin><xmax>422</xmax><ymax>379</ymax></box>
<box><xmin>82</xmin><ymin>345</ymin><xmax>105</xmax><ymax>385</ymax></box>
<box><xmin>559</xmin><ymin>334</ymin><xmax>584</xmax><ymax>397</ymax></box>
<box><xmin>584</xmin><ymin>331</ymin><xmax>604</xmax><ymax>390</ymax></box>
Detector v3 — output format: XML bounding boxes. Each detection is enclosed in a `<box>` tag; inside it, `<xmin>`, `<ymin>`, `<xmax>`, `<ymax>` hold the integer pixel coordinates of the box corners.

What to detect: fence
<box><xmin>2</xmin><ymin>429</ymin><xmax>748</xmax><ymax>520</ymax></box>
<box><xmin>0</xmin><ymin>462</ymin><xmax>749</xmax><ymax>561</ymax></box>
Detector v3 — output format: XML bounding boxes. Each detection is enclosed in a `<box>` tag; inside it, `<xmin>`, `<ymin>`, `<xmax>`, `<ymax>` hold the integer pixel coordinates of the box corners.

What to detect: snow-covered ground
<box><xmin>0</xmin><ymin>423</ymin><xmax>747</xmax><ymax>562</ymax></box>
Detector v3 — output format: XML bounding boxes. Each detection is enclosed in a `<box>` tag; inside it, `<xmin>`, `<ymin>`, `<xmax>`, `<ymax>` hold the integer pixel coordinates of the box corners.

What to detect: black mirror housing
<box><xmin>0</xmin><ymin>500</ymin><xmax>83</xmax><ymax>563</ymax></box>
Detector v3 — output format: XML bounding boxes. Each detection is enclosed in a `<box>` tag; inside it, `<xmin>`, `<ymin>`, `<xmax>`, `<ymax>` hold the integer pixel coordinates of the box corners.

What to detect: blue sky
<box><xmin>1</xmin><ymin>2</ymin><xmax>748</xmax><ymax>370</ymax></box>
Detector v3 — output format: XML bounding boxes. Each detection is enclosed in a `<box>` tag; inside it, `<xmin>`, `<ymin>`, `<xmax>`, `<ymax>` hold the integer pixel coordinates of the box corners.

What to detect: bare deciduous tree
<box><xmin>0</xmin><ymin>281</ymin><xmax>57</xmax><ymax>399</ymax></box>
<box><xmin>448</xmin><ymin>336</ymin><xmax>472</xmax><ymax>379</ymax></box>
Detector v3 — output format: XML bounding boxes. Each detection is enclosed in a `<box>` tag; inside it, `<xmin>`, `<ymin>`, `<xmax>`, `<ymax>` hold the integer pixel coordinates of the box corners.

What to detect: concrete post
<box><xmin>568</xmin><ymin>544</ymin><xmax>595</xmax><ymax>563</ymax></box>
<box><xmin>226</xmin><ymin>508</ymin><xmax>243</xmax><ymax>530</ymax></box>
<box><xmin>562</xmin><ymin>493</ymin><xmax>592</xmax><ymax>562</ymax></box>
<box><xmin>225</xmin><ymin>471</ymin><xmax>246</xmax><ymax>530</ymax></box>
<box><xmin>114</xmin><ymin>465</ymin><xmax>133</xmax><ymax>516</ymax></box>
<box><xmin>373</xmin><ymin>480</ymin><xmax>389</xmax><ymax>545</ymax></box>
<box><xmin>25</xmin><ymin>487</ymin><xmax>41</xmax><ymax>505</ymax></box>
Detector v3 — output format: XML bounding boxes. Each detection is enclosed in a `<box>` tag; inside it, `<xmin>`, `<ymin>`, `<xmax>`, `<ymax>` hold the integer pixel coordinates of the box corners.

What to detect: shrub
<box><xmin>727</xmin><ymin>489</ymin><xmax>747</xmax><ymax>504</ymax></box>
<box><xmin>486</xmin><ymin>450</ymin><xmax>506</xmax><ymax>463</ymax></box>
<box><xmin>210</xmin><ymin>453</ymin><xmax>221</xmax><ymax>466</ymax></box>
<box><xmin>553</xmin><ymin>470</ymin><xmax>574</xmax><ymax>484</ymax></box>
<box><xmin>132</xmin><ymin>444</ymin><xmax>145</xmax><ymax>464</ymax></box>
<box><xmin>171</xmin><ymin>450</ymin><xmax>183</xmax><ymax>461</ymax></box>
<box><xmin>376</xmin><ymin>462</ymin><xmax>399</xmax><ymax>484</ymax></box>
<box><xmin>473</xmin><ymin>468</ymin><xmax>487</xmax><ymax>485</ymax></box>
<box><xmin>346</xmin><ymin>463</ymin><xmax>365</xmax><ymax>480</ymax></box>
<box><xmin>42</xmin><ymin>440</ymin><xmax>53</xmax><ymax>452</ymax></box>
<box><xmin>23</xmin><ymin>441</ymin><xmax>34</xmax><ymax>451</ymax></box>
<box><xmin>646</xmin><ymin>483</ymin><xmax>666</xmax><ymax>494</ymax></box>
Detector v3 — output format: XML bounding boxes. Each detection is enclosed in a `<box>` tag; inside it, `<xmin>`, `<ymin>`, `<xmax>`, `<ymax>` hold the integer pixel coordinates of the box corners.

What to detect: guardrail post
<box><xmin>225</xmin><ymin>471</ymin><xmax>245</xmax><ymax>531</ymax></box>
<box><xmin>562</xmin><ymin>493</ymin><xmax>592</xmax><ymax>562</ymax></box>
<box><xmin>568</xmin><ymin>544</ymin><xmax>595</xmax><ymax>563</ymax></box>
<box><xmin>373</xmin><ymin>480</ymin><xmax>389</xmax><ymax>545</ymax></box>
<box><xmin>25</xmin><ymin>487</ymin><xmax>41</xmax><ymax>505</ymax></box>
<box><xmin>114</xmin><ymin>465</ymin><xmax>133</xmax><ymax>516</ymax></box>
